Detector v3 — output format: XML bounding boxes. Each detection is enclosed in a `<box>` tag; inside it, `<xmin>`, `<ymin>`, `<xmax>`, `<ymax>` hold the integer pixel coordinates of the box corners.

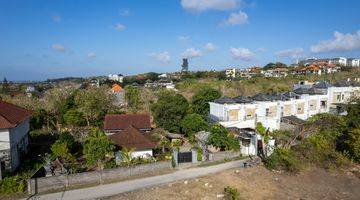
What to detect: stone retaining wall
<box><xmin>28</xmin><ymin>161</ymin><xmax>172</xmax><ymax>195</ymax></box>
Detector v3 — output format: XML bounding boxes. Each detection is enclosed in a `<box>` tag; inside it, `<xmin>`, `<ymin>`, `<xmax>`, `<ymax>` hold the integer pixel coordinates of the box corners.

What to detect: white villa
<box><xmin>209</xmin><ymin>79</ymin><xmax>360</xmax><ymax>156</ymax></box>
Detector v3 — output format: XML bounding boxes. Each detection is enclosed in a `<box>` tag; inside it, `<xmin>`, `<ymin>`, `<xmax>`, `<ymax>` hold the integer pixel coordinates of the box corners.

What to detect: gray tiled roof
<box><xmin>233</xmin><ymin>96</ymin><xmax>253</xmax><ymax>103</ymax></box>
<box><xmin>214</xmin><ymin>96</ymin><xmax>236</xmax><ymax>104</ymax></box>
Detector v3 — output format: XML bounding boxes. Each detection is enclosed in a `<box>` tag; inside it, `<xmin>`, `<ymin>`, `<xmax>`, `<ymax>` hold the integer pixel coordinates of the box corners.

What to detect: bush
<box><xmin>266</xmin><ymin>148</ymin><xmax>301</xmax><ymax>173</ymax></box>
<box><xmin>181</xmin><ymin>113</ymin><xmax>208</xmax><ymax>138</ymax></box>
<box><xmin>208</xmin><ymin>124</ymin><xmax>240</xmax><ymax>151</ymax></box>
<box><xmin>0</xmin><ymin>175</ymin><xmax>28</xmax><ymax>194</ymax></box>
<box><xmin>224</xmin><ymin>186</ymin><xmax>240</xmax><ymax>200</ymax></box>
<box><xmin>197</xmin><ymin>148</ymin><xmax>203</xmax><ymax>161</ymax></box>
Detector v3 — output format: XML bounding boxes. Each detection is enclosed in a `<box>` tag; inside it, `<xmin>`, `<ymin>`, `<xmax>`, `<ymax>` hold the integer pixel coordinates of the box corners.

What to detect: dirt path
<box><xmin>107</xmin><ymin>166</ymin><xmax>360</xmax><ymax>200</ymax></box>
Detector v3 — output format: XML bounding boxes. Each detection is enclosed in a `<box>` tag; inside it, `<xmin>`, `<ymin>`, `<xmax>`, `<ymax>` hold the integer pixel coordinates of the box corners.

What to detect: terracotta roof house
<box><xmin>0</xmin><ymin>101</ymin><xmax>32</xmax><ymax>175</ymax></box>
<box><xmin>104</xmin><ymin>114</ymin><xmax>156</xmax><ymax>161</ymax></box>
<box><xmin>104</xmin><ymin>114</ymin><xmax>151</xmax><ymax>132</ymax></box>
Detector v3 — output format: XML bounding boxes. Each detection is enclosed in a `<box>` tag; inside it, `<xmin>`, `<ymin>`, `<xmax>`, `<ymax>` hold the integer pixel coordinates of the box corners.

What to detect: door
<box><xmin>178</xmin><ymin>152</ymin><xmax>192</xmax><ymax>163</ymax></box>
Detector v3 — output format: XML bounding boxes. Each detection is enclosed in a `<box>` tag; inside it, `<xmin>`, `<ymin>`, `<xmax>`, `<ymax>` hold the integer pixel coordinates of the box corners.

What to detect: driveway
<box><xmin>28</xmin><ymin>159</ymin><xmax>248</xmax><ymax>200</ymax></box>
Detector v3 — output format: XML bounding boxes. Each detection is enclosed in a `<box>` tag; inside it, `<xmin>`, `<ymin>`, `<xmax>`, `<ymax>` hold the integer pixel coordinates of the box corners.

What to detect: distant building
<box><xmin>225</xmin><ymin>68</ymin><xmax>236</xmax><ymax>79</ymax></box>
<box><xmin>0</xmin><ymin>101</ymin><xmax>32</xmax><ymax>176</ymax></box>
<box><xmin>111</xmin><ymin>84</ymin><xmax>125</xmax><ymax>106</ymax></box>
<box><xmin>108</xmin><ymin>74</ymin><xmax>124</xmax><ymax>83</ymax></box>
<box><xmin>181</xmin><ymin>58</ymin><xmax>189</xmax><ymax>72</ymax></box>
<box><xmin>329</xmin><ymin>57</ymin><xmax>347</xmax><ymax>66</ymax></box>
<box><xmin>347</xmin><ymin>58</ymin><xmax>360</xmax><ymax>67</ymax></box>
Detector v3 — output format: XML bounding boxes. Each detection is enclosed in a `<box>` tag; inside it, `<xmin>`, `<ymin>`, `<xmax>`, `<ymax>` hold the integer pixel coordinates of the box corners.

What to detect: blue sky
<box><xmin>1</xmin><ymin>0</ymin><xmax>360</xmax><ymax>81</ymax></box>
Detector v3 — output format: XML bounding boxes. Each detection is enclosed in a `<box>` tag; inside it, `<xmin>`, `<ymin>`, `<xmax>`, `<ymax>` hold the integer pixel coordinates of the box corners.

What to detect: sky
<box><xmin>0</xmin><ymin>0</ymin><xmax>360</xmax><ymax>81</ymax></box>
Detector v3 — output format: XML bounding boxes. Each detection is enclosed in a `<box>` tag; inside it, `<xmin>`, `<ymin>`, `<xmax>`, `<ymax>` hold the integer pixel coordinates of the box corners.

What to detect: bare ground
<box><xmin>105</xmin><ymin>165</ymin><xmax>360</xmax><ymax>200</ymax></box>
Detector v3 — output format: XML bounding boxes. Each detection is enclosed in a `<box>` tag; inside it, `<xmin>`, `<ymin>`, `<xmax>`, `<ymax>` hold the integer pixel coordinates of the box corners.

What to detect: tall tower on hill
<box><xmin>181</xmin><ymin>58</ymin><xmax>189</xmax><ymax>72</ymax></box>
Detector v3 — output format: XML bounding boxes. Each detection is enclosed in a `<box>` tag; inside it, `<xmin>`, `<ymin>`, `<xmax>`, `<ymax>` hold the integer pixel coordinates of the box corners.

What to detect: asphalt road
<box><xmin>28</xmin><ymin>159</ymin><xmax>248</xmax><ymax>200</ymax></box>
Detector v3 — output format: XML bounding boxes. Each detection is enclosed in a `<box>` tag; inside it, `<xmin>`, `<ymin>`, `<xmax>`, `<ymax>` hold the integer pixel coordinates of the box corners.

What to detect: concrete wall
<box><xmin>28</xmin><ymin>161</ymin><xmax>172</xmax><ymax>195</ymax></box>
<box><xmin>210</xmin><ymin>151</ymin><xmax>241</xmax><ymax>162</ymax></box>
<box><xmin>9</xmin><ymin>119</ymin><xmax>30</xmax><ymax>171</ymax></box>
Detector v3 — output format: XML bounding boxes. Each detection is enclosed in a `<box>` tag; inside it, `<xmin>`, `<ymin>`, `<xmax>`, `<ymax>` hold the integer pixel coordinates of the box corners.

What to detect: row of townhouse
<box><xmin>209</xmin><ymin>79</ymin><xmax>360</xmax><ymax>156</ymax></box>
<box><xmin>209</xmin><ymin>79</ymin><xmax>360</xmax><ymax>132</ymax></box>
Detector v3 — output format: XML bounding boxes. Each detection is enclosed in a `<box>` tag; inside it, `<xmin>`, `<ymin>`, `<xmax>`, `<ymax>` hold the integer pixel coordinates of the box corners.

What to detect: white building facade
<box><xmin>209</xmin><ymin>80</ymin><xmax>360</xmax><ymax>132</ymax></box>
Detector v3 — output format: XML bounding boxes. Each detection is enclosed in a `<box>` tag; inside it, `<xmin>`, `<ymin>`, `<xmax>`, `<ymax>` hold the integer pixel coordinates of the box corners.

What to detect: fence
<box><xmin>209</xmin><ymin>151</ymin><xmax>241</xmax><ymax>162</ymax></box>
<box><xmin>28</xmin><ymin>161</ymin><xmax>172</xmax><ymax>195</ymax></box>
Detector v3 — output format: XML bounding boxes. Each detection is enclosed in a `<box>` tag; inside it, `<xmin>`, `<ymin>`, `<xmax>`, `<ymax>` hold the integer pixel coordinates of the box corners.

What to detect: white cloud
<box><xmin>275</xmin><ymin>48</ymin><xmax>304</xmax><ymax>59</ymax></box>
<box><xmin>151</xmin><ymin>51</ymin><xmax>171</xmax><ymax>63</ymax></box>
<box><xmin>181</xmin><ymin>0</ymin><xmax>239</xmax><ymax>12</ymax></box>
<box><xmin>205</xmin><ymin>43</ymin><xmax>216</xmax><ymax>51</ymax></box>
<box><xmin>182</xmin><ymin>48</ymin><xmax>202</xmax><ymax>59</ymax></box>
<box><xmin>223</xmin><ymin>11</ymin><xmax>248</xmax><ymax>26</ymax></box>
<box><xmin>229</xmin><ymin>47</ymin><xmax>254</xmax><ymax>61</ymax></box>
<box><xmin>311</xmin><ymin>30</ymin><xmax>360</xmax><ymax>53</ymax></box>
<box><xmin>178</xmin><ymin>36</ymin><xmax>190</xmax><ymax>43</ymax></box>
<box><xmin>113</xmin><ymin>23</ymin><xmax>126</xmax><ymax>31</ymax></box>
<box><xmin>52</xmin><ymin>14</ymin><xmax>62</xmax><ymax>22</ymax></box>
<box><xmin>87</xmin><ymin>52</ymin><xmax>96</xmax><ymax>58</ymax></box>
<box><xmin>52</xmin><ymin>44</ymin><xmax>66</xmax><ymax>52</ymax></box>
<box><xmin>119</xmin><ymin>9</ymin><xmax>130</xmax><ymax>16</ymax></box>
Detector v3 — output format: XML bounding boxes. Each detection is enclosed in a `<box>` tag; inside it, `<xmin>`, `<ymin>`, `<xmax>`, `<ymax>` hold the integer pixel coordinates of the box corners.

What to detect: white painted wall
<box><xmin>131</xmin><ymin>149</ymin><xmax>153</xmax><ymax>158</ymax></box>
<box><xmin>0</xmin><ymin>129</ymin><xmax>10</xmax><ymax>151</ymax></box>
<box><xmin>209</xmin><ymin>86</ymin><xmax>360</xmax><ymax>131</ymax></box>
<box><xmin>8</xmin><ymin>119</ymin><xmax>30</xmax><ymax>171</ymax></box>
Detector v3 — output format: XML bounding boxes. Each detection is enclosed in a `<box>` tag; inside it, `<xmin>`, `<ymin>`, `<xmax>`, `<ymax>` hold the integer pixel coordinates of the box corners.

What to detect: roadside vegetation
<box><xmin>266</xmin><ymin>100</ymin><xmax>360</xmax><ymax>173</ymax></box>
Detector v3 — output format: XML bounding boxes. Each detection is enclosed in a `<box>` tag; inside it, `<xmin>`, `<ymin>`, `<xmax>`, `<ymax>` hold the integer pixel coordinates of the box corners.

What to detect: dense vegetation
<box><xmin>266</xmin><ymin>100</ymin><xmax>360</xmax><ymax>172</ymax></box>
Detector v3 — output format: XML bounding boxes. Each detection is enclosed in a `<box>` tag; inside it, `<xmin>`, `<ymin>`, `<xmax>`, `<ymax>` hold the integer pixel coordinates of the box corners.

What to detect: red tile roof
<box><xmin>104</xmin><ymin>114</ymin><xmax>151</xmax><ymax>131</ymax></box>
<box><xmin>0</xmin><ymin>101</ymin><xmax>32</xmax><ymax>129</ymax></box>
<box><xmin>108</xmin><ymin>125</ymin><xmax>157</xmax><ymax>150</ymax></box>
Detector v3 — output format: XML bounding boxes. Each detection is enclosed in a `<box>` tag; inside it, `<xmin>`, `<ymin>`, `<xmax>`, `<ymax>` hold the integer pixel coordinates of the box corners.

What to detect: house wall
<box><xmin>240</xmin><ymin>136</ymin><xmax>257</xmax><ymax>156</ymax></box>
<box><xmin>8</xmin><ymin>119</ymin><xmax>30</xmax><ymax>171</ymax></box>
<box><xmin>210</xmin><ymin>86</ymin><xmax>360</xmax><ymax>131</ymax></box>
<box><xmin>131</xmin><ymin>149</ymin><xmax>153</xmax><ymax>158</ymax></box>
<box><xmin>0</xmin><ymin>129</ymin><xmax>10</xmax><ymax>151</ymax></box>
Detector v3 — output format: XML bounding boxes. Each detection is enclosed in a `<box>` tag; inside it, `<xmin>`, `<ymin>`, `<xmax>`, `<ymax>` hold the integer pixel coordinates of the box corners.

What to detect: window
<box><xmin>337</xmin><ymin>94</ymin><xmax>341</xmax><ymax>101</ymax></box>
<box><xmin>265</xmin><ymin>108</ymin><xmax>270</xmax><ymax>117</ymax></box>
<box><xmin>321</xmin><ymin>101</ymin><xmax>327</xmax><ymax>109</ymax></box>
<box><xmin>342</xmin><ymin>94</ymin><xmax>345</xmax><ymax>100</ymax></box>
<box><xmin>241</xmin><ymin>139</ymin><xmax>251</xmax><ymax>147</ymax></box>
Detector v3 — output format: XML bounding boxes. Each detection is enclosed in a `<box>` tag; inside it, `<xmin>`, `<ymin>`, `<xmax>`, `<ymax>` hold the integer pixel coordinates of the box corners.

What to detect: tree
<box><xmin>207</xmin><ymin>124</ymin><xmax>240</xmax><ymax>151</ymax></box>
<box><xmin>51</xmin><ymin>133</ymin><xmax>77</xmax><ymax>163</ymax></box>
<box><xmin>30</xmin><ymin>108</ymin><xmax>48</xmax><ymax>130</ymax></box>
<box><xmin>124</xmin><ymin>85</ymin><xmax>141</xmax><ymax>111</ymax></box>
<box><xmin>43</xmin><ymin>88</ymin><xmax>72</xmax><ymax>130</ymax></box>
<box><xmin>75</xmin><ymin>87</ymin><xmax>114</xmax><ymax>126</ymax></box>
<box><xmin>83</xmin><ymin>128</ymin><xmax>115</xmax><ymax>170</ymax></box>
<box><xmin>263</xmin><ymin>62</ymin><xmax>287</xmax><ymax>70</ymax></box>
<box><xmin>51</xmin><ymin>141</ymin><xmax>75</xmax><ymax>163</ymax></box>
<box><xmin>63</xmin><ymin>109</ymin><xmax>85</xmax><ymax>127</ymax></box>
<box><xmin>345</xmin><ymin>128</ymin><xmax>360</xmax><ymax>162</ymax></box>
<box><xmin>191</xmin><ymin>87</ymin><xmax>221</xmax><ymax>118</ymax></box>
<box><xmin>151</xmin><ymin>91</ymin><xmax>189</xmax><ymax>133</ymax></box>
<box><xmin>181</xmin><ymin>114</ymin><xmax>208</xmax><ymax>137</ymax></box>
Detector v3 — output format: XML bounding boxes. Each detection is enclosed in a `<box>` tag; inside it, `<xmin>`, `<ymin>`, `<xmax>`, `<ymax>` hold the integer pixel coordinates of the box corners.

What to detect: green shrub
<box><xmin>197</xmin><ymin>149</ymin><xmax>203</xmax><ymax>161</ymax></box>
<box><xmin>0</xmin><ymin>175</ymin><xmax>28</xmax><ymax>194</ymax></box>
<box><xmin>266</xmin><ymin>148</ymin><xmax>301</xmax><ymax>173</ymax></box>
<box><xmin>224</xmin><ymin>186</ymin><xmax>240</xmax><ymax>200</ymax></box>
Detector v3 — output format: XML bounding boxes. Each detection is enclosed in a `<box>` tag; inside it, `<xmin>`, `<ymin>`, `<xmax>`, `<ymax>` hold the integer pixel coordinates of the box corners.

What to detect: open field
<box><xmin>106</xmin><ymin>165</ymin><xmax>360</xmax><ymax>200</ymax></box>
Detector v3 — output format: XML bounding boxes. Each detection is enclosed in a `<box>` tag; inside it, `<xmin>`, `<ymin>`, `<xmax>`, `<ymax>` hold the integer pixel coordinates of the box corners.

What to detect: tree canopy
<box><xmin>207</xmin><ymin>124</ymin><xmax>240</xmax><ymax>151</ymax></box>
<box><xmin>181</xmin><ymin>113</ymin><xmax>208</xmax><ymax>137</ymax></box>
<box><xmin>151</xmin><ymin>91</ymin><xmax>189</xmax><ymax>133</ymax></box>
<box><xmin>83</xmin><ymin>128</ymin><xmax>115</xmax><ymax>170</ymax></box>
<box><xmin>191</xmin><ymin>87</ymin><xmax>221</xmax><ymax>118</ymax></box>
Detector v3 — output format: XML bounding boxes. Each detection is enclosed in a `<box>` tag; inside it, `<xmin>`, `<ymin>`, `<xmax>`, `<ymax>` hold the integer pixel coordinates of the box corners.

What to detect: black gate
<box><xmin>178</xmin><ymin>152</ymin><xmax>192</xmax><ymax>163</ymax></box>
